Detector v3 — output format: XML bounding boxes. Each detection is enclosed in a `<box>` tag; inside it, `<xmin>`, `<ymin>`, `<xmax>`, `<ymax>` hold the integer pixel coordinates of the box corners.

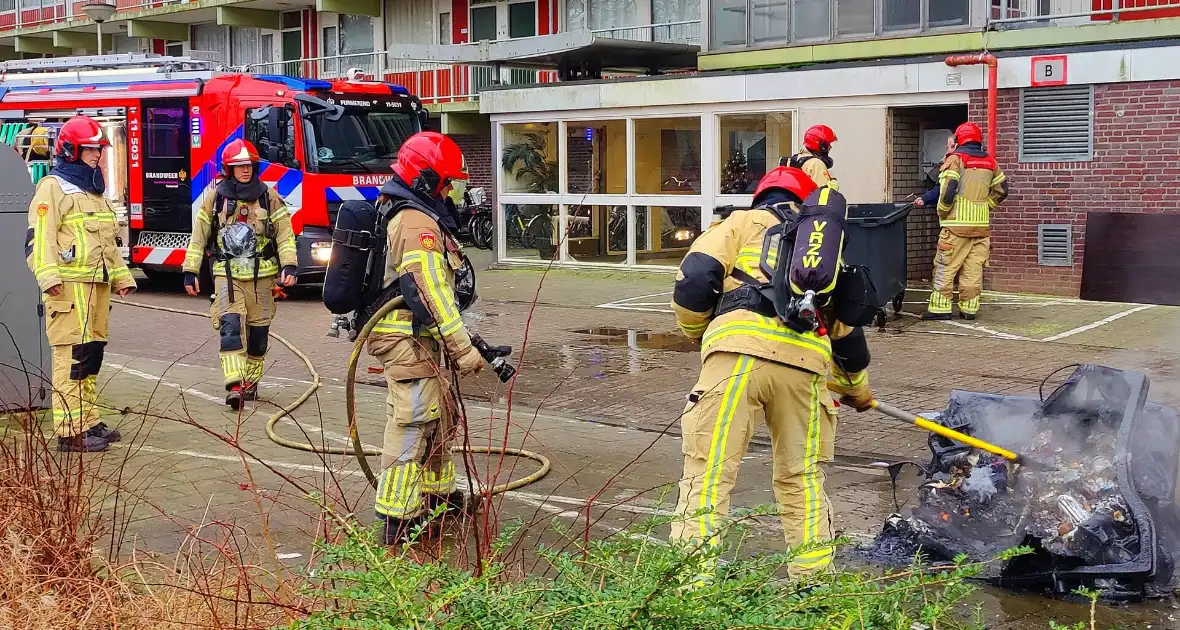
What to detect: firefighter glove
<box><xmin>279</xmin><ymin>265</ymin><xmax>297</xmax><ymax>287</ymax></box>
<box><xmin>827</xmin><ymin>375</ymin><xmax>874</xmax><ymax>412</ymax></box>
<box><xmin>183</xmin><ymin>272</ymin><xmax>200</xmax><ymax>296</ymax></box>
<box><xmin>455</xmin><ymin>344</ymin><xmax>484</xmax><ymax>376</ymax></box>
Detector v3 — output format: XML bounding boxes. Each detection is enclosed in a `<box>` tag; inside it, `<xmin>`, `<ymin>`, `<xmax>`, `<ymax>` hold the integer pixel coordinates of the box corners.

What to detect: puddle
<box><xmin>572</xmin><ymin>327</ymin><xmax>699</xmax><ymax>353</ymax></box>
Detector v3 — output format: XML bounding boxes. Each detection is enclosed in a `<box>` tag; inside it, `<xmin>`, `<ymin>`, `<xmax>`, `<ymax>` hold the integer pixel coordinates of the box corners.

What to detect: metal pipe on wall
<box><xmin>945</xmin><ymin>53</ymin><xmax>998</xmax><ymax>157</ymax></box>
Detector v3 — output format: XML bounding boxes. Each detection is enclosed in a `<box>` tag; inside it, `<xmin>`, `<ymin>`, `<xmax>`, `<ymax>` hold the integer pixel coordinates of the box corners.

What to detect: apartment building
<box><xmin>476</xmin><ymin>0</ymin><xmax>1180</xmax><ymax>305</ymax></box>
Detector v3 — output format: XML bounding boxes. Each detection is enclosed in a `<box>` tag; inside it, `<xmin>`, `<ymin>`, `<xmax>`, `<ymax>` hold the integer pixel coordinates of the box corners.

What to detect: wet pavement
<box><xmin>21</xmin><ymin>249</ymin><xmax>1180</xmax><ymax>627</ymax></box>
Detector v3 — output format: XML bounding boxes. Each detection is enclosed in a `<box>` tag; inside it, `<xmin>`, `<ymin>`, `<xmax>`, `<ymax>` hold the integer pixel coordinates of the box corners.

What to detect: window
<box><xmin>883</xmin><ymin>0</ymin><xmax>920</xmax><ymax>30</ymax></box>
<box><xmin>793</xmin><ymin>0</ymin><xmax>830</xmax><ymax>39</ymax></box>
<box><xmin>564</xmin><ymin>119</ymin><xmax>626</xmax><ymax>194</ymax></box>
<box><xmin>634</xmin><ymin>117</ymin><xmax>701</xmax><ymax>195</ymax></box>
<box><xmin>1019</xmin><ymin>85</ymin><xmax>1093</xmax><ymax>162</ymax></box>
<box><xmin>340</xmin><ymin>14</ymin><xmax>375</xmax><ymax>54</ymax></box>
<box><xmin>439</xmin><ymin>12</ymin><xmax>452</xmax><ymax>44</ymax></box>
<box><xmin>710</xmin><ymin>0</ymin><xmax>747</xmax><ymax>47</ymax></box>
<box><xmin>636</xmin><ymin>206</ymin><xmax>701</xmax><ymax>264</ymax></box>
<box><xmin>322</xmin><ymin>25</ymin><xmax>339</xmax><ymax>75</ymax></box>
<box><xmin>751</xmin><ymin>0</ymin><xmax>789</xmax><ymax>44</ymax></box>
<box><xmin>930</xmin><ymin>0</ymin><xmax>969</xmax><ymax>26</ymax></box>
<box><xmin>165</xmin><ymin>41</ymin><xmax>184</xmax><ymax>57</ymax></box>
<box><xmin>718</xmin><ymin>112</ymin><xmax>793</xmax><ymax>194</ymax></box>
<box><xmin>0</xmin><ymin>0</ymin><xmax>14</xmax><ymax>11</ymax></box>
<box><xmin>146</xmin><ymin>107</ymin><xmax>185</xmax><ymax>159</ymax></box>
<box><xmin>501</xmin><ymin>122</ymin><xmax>558</xmax><ymax>194</ymax></box>
<box><xmin>303</xmin><ymin>106</ymin><xmax>417</xmax><ymax>174</ymax></box>
<box><xmin>837</xmin><ymin>0</ymin><xmax>874</xmax><ymax>35</ymax></box>
<box><xmin>245</xmin><ymin>106</ymin><xmax>298</xmax><ymax>169</ymax></box>
<box><xmin>281</xmin><ymin>10</ymin><xmax>302</xmax><ymax>30</ymax></box>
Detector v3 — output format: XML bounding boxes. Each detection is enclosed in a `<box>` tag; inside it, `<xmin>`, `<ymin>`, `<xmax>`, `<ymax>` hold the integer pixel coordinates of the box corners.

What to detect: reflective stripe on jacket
<box><xmin>25</xmin><ymin>175</ymin><xmax>135</xmax><ymax>292</ymax></box>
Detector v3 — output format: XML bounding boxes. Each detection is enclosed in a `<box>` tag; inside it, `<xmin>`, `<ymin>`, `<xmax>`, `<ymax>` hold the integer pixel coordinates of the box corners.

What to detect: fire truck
<box><xmin>0</xmin><ymin>53</ymin><xmax>428</xmax><ymax>285</ymax></box>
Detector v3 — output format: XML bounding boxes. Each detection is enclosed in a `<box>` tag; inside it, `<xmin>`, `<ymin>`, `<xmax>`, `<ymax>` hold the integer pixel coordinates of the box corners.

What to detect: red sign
<box><xmin>1031</xmin><ymin>55</ymin><xmax>1068</xmax><ymax>87</ymax></box>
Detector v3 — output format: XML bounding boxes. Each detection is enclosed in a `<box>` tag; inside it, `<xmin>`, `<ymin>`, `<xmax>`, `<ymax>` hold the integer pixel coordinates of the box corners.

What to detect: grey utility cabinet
<box><xmin>0</xmin><ymin>144</ymin><xmax>49</xmax><ymax>411</ymax></box>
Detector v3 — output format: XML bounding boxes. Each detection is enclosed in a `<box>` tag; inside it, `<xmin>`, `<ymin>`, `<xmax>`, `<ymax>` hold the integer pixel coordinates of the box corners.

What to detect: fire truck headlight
<box><xmin>312</xmin><ymin>242</ymin><xmax>332</xmax><ymax>263</ymax></box>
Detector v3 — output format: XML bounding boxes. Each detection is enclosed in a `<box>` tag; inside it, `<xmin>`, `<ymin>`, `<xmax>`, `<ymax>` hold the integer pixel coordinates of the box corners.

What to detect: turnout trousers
<box><xmin>45</xmin><ymin>280</ymin><xmax>110</xmax><ymax>438</ymax></box>
<box><xmin>927</xmin><ymin>229</ymin><xmax>990</xmax><ymax>316</ymax></box>
<box><xmin>670</xmin><ymin>351</ymin><xmax>838</xmax><ymax>576</ymax></box>
<box><xmin>373</xmin><ymin>340</ymin><xmax>458</xmax><ymax>520</ymax></box>
<box><xmin>211</xmin><ymin>276</ymin><xmax>276</xmax><ymax>389</ymax></box>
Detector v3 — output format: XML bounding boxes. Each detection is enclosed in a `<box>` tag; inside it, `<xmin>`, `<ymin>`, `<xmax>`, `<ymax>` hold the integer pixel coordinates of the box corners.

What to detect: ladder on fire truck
<box><xmin>0</xmin><ymin>54</ymin><xmax>221</xmax><ymax>184</ymax></box>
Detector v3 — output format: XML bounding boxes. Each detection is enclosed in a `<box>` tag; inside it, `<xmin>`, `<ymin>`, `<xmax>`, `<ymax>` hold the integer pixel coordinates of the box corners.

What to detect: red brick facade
<box><xmin>451</xmin><ymin>133</ymin><xmax>494</xmax><ymax>203</ymax></box>
<box><xmin>969</xmin><ymin>80</ymin><xmax>1180</xmax><ymax>296</ymax></box>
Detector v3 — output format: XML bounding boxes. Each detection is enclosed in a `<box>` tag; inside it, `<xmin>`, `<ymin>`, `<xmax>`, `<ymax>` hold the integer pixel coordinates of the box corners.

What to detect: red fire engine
<box><xmin>0</xmin><ymin>53</ymin><xmax>427</xmax><ymax>284</ymax></box>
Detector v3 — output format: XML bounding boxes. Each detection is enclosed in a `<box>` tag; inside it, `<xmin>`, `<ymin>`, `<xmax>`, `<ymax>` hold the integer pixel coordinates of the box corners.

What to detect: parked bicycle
<box><xmin>504</xmin><ymin>205</ymin><xmax>552</xmax><ymax>250</ymax></box>
<box><xmin>456</xmin><ymin>187</ymin><xmax>494</xmax><ymax>250</ymax></box>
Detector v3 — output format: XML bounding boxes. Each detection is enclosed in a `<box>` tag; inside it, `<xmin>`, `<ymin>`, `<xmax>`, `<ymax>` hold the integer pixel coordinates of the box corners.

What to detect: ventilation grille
<box><xmin>1020</xmin><ymin>85</ymin><xmax>1093</xmax><ymax>162</ymax></box>
<box><xmin>1038</xmin><ymin>224</ymin><xmax>1073</xmax><ymax>267</ymax></box>
<box><xmin>137</xmin><ymin>231</ymin><xmax>191</xmax><ymax>250</ymax></box>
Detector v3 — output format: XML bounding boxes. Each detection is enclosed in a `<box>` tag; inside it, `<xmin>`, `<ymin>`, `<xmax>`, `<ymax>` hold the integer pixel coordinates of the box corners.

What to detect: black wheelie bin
<box><xmin>843</xmin><ymin>202</ymin><xmax>914</xmax><ymax>328</ymax></box>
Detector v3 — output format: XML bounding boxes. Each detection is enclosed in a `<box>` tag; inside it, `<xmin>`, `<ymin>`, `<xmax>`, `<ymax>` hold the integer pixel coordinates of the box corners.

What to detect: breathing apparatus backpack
<box><xmin>323</xmin><ymin>198</ymin><xmax>477</xmax><ymax>341</ymax></box>
<box><xmin>722</xmin><ymin>186</ymin><xmax>878</xmax><ymax>334</ymax></box>
<box><xmin>205</xmin><ymin>192</ymin><xmax>277</xmax><ymax>304</ymax></box>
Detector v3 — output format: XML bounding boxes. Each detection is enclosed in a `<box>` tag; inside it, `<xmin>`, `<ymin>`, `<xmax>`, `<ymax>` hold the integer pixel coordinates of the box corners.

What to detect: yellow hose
<box><xmin>115</xmin><ymin>295</ymin><xmax>550</xmax><ymax>493</ymax></box>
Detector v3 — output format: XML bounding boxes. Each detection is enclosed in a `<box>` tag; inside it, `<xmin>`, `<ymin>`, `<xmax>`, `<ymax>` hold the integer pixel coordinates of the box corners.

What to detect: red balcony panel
<box><xmin>1091</xmin><ymin>0</ymin><xmax>1180</xmax><ymax>20</ymax></box>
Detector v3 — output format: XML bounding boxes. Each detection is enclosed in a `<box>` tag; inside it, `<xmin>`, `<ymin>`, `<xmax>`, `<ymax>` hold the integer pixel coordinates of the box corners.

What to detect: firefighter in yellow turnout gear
<box><xmin>361</xmin><ymin>132</ymin><xmax>484</xmax><ymax>544</ymax></box>
<box><xmin>25</xmin><ymin>116</ymin><xmax>136</xmax><ymax>453</ymax></box>
<box><xmin>782</xmin><ymin>124</ymin><xmax>839</xmax><ymax>190</ymax></box>
<box><xmin>923</xmin><ymin>122</ymin><xmax>1009</xmax><ymax>321</ymax></box>
<box><xmin>182</xmin><ymin>139</ymin><xmax>297</xmax><ymax>409</ymax></box>
<box><xmin>670</xmin><ymin>167</ymin><xmax>876</xmax><ymax>578</ymax></box>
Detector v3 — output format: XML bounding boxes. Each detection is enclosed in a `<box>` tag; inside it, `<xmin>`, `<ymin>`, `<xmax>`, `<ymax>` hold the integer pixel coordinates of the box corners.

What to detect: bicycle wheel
<box><xmin>471</xmin><ymin>214</ymin><xmax>493</xmax><ymax>250</ymax></box>
<box><xmin>521</xmin><ymin>215</ymin><xmax>541</xmax><ymax>250</ymax></box>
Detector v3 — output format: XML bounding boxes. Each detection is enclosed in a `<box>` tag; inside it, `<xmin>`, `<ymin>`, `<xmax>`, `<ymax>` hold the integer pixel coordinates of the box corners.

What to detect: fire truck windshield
<box><xmin>304</xmin><ymin>105</ymin><xmax>419</xmax><ymax>174</ymax></box>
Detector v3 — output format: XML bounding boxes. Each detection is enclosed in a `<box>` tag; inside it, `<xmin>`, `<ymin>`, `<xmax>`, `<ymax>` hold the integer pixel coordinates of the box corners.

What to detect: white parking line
<box><xmin>106</xmin><ymin>362</ymin><xmax>225</xmax><ymax>404</ymax></box>
<box><xmin>1040</xmin><ymin>304</ymin><xmax>1155</xmax><ymax>342</ymax></box>
<box><xmin>597</xmin><ymin>291</ymin><xmax>675</xmax><ymax>314</ymax></box>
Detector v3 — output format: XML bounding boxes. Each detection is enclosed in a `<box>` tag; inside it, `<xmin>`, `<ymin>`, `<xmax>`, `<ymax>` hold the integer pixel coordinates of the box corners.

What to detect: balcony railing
<box><xmin>243</xmin><ymin>52</ymin><xmax>585</xmax><ymax>105</ymax></box>
<box><xmin>591</xmin><ymin>19</ymin><xmax>703</xmax><ymax>45</ymax></box>
<box><xmin>989</xmin><ymin>0</ymin><xmax>1180</xmax><ymax>28</ymax></box>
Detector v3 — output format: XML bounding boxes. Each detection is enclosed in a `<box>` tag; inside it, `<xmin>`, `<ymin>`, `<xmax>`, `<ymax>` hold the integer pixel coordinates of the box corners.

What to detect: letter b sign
<box><xmin>1031</xmin><ymin>55</ymin><xmax>1068</xmax><ymax>87</ymax></box>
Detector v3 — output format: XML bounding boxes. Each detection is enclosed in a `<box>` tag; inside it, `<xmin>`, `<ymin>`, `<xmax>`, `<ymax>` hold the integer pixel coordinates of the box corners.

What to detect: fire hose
<box><xmin>115</xmin><ymin>296</ymin><xmax>551</xmax><ymax>494</ymax></box>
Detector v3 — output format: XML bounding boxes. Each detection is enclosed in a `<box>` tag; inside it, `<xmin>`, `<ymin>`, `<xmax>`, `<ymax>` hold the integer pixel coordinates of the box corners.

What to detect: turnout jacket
<box><xmin>183</xmin><ymin>187</ymin><xmax>297</xmax><ymax>281</ymax></box>
<box><xmin>786</xmin><ymin>148</ymin><xmax>838</xmax><ymax>190</ymax></box>
<box><xmin>25</xmin><ymin>175</ymin><xmax>136</xmax><ymax>293</ymax></box>
<box><xmin>671</xmin><ymin>200</ymin><xmax>870</xmax><ymax>388</ymax></box>
<box><xmin>936</xmin><ymin>143</ymin><xmax>1009</xmax><ymax>238</ymax></box>
<box><xmin>367</xmin><ymin>202</ymin><xmax>474</xmax><ymax>381</ymax></box>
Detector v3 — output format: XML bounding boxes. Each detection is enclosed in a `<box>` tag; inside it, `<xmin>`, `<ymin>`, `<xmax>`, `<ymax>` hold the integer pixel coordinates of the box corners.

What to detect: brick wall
<box><xmin>969</xmin><ymin>80</ymin><xmax>1180</xmax><ymax>296</ymax></box>
<box><xmin>451</xmin><ymin>133</ymin><xmax>493</xmax><ymax>203</ymax></box>
<box><xmin>891</xmin><ymin>109</ymin><xmax>939</xmax><ymax>282</ymax></box>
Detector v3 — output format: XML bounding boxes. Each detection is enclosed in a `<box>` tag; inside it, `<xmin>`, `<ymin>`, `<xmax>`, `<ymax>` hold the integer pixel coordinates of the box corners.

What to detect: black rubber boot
<box><xmin>87</xmin><ymin>422</ymin><xmax>121</xmax><ymax>443</ymax></box>
<box><xmin>959</xmin><ymin>312</ymin><xmax>977</xmax><ymax>321</ymax></box>
<box><xmin>921</xmin><ymin>311</ymin><xmax>952</xmax><ymax>321</ymax></box>
<box><xmin>226</xmin><ymin>385</ymin><xmax>243</xmax><ymax>411</ymax></box>
<box><xmin>426</xmin><ymin>490</ymin><xmax>481</xmax><ymax>516</ymax></box>
<box><xmin>378</xmin><ymin>513</ymin><xmax>424</xmax><ymax>545</ymax></box>
<box><xmin>58</xmin><ymin>434</ymin><xmax>110</xmax><ymax>453</ymax></box>
<box><xmin>240</xmin><ymin>383</ymin><xmax>259</xmax><ymax>402</ymax></box>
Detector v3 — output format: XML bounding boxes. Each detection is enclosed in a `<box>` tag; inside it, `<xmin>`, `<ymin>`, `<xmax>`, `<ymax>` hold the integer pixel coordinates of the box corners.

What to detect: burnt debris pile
<box><xmin>869</xmin><ymin>365</ymin><xmax>1180</xmax><ymax>600</ymax></box>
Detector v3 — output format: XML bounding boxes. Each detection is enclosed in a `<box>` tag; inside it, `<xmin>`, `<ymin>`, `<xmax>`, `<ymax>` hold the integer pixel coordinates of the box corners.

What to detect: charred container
<box><xmin>899</xmin><ymin>365</ymin><xmax>1180</xmax><ymax>600</ymax></box>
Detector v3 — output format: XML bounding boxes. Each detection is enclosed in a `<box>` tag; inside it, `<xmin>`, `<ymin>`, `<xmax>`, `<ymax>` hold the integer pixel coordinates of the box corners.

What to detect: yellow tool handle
<box><xmin>871</xmin><ymin>400</ymin><xmax>1021</xmax><ymax>463</ymax></box>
